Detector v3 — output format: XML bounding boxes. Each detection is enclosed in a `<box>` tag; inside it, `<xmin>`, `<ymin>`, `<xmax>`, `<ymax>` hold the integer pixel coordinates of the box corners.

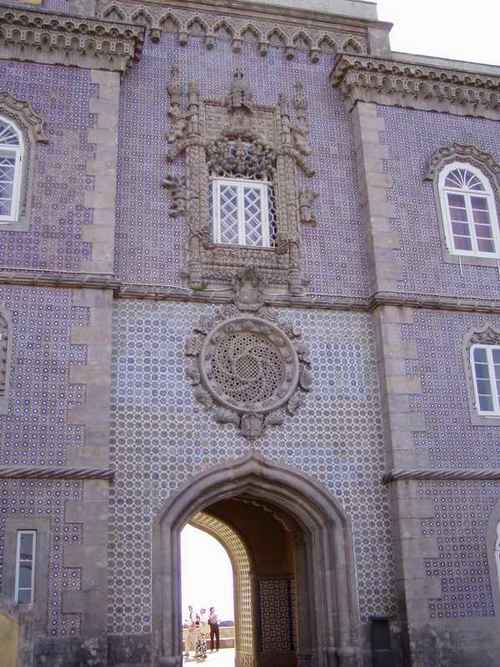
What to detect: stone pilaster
<box><xmin>351</xmin><ymin>101</ymin><xmax>400</xmax><ymax>294</ymax></box>
<box><xmin>63</xmin><ymin>287</ymin><xmax>113</xmax><ymax>644</ymax></box>
<box><xmin>83</xmin><ymin>70</ymin><xmax>121</xmax><ymax>276</ymax></box>
<box><xmin>375</xmin><ymin>305</ymin><xmax>440</xmax><ymax>665</ymax></box>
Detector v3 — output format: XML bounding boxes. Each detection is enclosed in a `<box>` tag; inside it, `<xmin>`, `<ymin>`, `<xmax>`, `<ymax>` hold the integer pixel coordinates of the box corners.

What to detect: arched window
<box><xmin>439</xmin><ymin>162</ymin><xmax>499</xmax><ymax>258</ymax></box>
<box><xmin>0</xmin><ymin>116</ymin><xmax>24</xmax><ymax>223</ymax></box>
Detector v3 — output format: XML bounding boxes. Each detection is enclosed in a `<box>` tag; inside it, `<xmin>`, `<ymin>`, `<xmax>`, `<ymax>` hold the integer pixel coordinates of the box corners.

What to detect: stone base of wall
<box><xmin>108</xmin><ymin>634</ymin><xmax>151</xmax><ymax>666</ymax></box>
<box><xmin>34</xmin><ymin>636</ymin><xmax>107</xmax><ymax>667</ymax></box>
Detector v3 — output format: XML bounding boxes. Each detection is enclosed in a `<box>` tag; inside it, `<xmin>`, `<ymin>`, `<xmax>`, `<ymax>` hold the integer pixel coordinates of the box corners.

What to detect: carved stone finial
<box><xmin>299</xmin><ymin>190</ymin><xmax>319</xmax><ymax>225</ymax></box>
<box><xmin>226</xmin><ymin>68</ymin><xmax>255</xmax><ymax>114</ymax></box>
<box><xmin>233</xmin><ymin>268</ymin><xmax>265</xmax><ymax>312</ymax></box>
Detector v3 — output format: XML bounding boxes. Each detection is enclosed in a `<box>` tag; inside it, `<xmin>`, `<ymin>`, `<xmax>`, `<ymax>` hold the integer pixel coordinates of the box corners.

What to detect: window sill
<box><xmin>442</xmin><ymin>250</ymin><xmax>500</xmax><ymax>268</ymax></box>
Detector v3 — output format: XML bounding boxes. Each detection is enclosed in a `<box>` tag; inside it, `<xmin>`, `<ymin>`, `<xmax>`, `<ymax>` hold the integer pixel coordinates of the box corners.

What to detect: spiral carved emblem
<box><xmin>186</xmin><ymin>312</ymin><xmax>312</xmax><ymax>439</ymax></box>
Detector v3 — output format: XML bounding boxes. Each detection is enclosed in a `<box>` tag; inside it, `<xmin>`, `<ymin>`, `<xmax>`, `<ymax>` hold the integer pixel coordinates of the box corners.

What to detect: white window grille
<box><xmin>471</xmin><ymin>344</ymin><xmax>500</xmax><ymax>416</ymax></box>
<box><xmin>15</xmin><ymin>530</ymin><xmax>36</xmax><ymax>604</ymax></box>
<box><xmin>210</xmin><ymin>178</ymin><xmax>277</xmax><ymax>248</ymax></box>
<box><xmin>439</xmin><ymin>162</ymin><xmax>499</xmax><ymax>258</ymax></box>
<box><xmin>0</xmin><ymin>116</ymin><xmax>24</xmax><ymax>223</ymax></box>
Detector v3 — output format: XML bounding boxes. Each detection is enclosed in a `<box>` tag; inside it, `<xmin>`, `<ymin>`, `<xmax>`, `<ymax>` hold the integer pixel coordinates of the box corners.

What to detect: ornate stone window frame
<box><xmin>464</xmin><ymin>325</ymin><xmax>500</xmax><ymax>426</ymax></box>
<box><xmin>425</xmin><ymin>144</ymin><xmax>500</xmax><ymax>269</ymax></box>
<box><xmin>0</xmin><ymin>93</ymin><xmax>48</xmax><ymax>232</ymax></box>
<box><xmin>163</xmin><ymin>68</ymin><xmax>318</xmax><ymax>295</ymax></box>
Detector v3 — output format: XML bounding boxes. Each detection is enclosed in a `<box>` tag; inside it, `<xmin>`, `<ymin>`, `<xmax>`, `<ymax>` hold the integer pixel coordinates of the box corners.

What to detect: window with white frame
<box><xmin>210</xmin><ymin>178</ymin><xmax>277</xmax><ymax>248</ymax></box>
<box><xmin>439</xmin><ymin>162</ymin><xmax>499</xmax><ymax>258</ymax></box>
<box><xmin>15</xmin><ymin>530</ymin><xmax>36</xmax><ymax>603</ymax></box>
<box><xmin>0</xmin><ymin>116</ymin><xmax>24</xmax><ymax>223</ymax></box>
<box><xmin>471</xmin><ymin>344</ymin><xmax>500</xmax><ymax>415</ymax></box>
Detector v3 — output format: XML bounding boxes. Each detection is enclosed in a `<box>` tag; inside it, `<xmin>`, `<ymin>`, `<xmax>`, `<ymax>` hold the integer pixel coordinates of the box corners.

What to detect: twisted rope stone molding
<box><xmin>0</xmin><ymin>465</ymin><xmax>114</xmax><ymax>481</ymax></box>
<box><xmin>384</xmin><ymin>468</ymin><xmax>500</xmax><ymax>483</ymax></box>
<box><xmin>331</xmin><ymin>54</ymin><xmax>500</xmax><ymax>120</ymax></box>
<box><xmin>0</xmin><ymin>5</ymin><xmax>145</xmax><ymax>72</ymax></box>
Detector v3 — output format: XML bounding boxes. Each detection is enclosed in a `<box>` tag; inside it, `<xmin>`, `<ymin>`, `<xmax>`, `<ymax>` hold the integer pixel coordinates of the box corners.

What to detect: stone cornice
<box><xmin>0</xmin><ymin>465</ymin><xmax>114</xmax><ymax>480</ymax></box>
<box><xmin>3</xmin><ymin>269</ymin><xmax>500</xmax><ymax>315</ymax></box>
<box><xmin>384</xmin><ymin>468</ymin><xmax>500</xmax><ymax>483</ymax></box>
<box><xmin>331</xmin><ymin>54</ymin><xmax>500</xmax><ymax>120</ymax></box>
<box><xmin>0</xmin><ymin>4</ymin><xmax>145</xmax><ymax>71</ymax></box>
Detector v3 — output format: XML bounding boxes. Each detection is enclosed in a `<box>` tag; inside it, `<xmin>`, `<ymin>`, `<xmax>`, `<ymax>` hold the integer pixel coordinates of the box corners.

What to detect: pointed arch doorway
<box><xmin>152</xmin><ymin>455</ymin><xmax>361</xmax><ymax>667</ymax></box>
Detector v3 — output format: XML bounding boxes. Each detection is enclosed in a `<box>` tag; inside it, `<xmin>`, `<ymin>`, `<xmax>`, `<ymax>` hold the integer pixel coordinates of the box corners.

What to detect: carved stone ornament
<box><xmin>0</xmin><ymin>93</ymin><xmax>47</xmax><ymax>144</ymax></box>
<box><xmin>331</xmin><ymin>55</ymin><xmax>500</xmax><ymax>121</ymax></box>
<box><xmin>163</xmin><ymin>67</ymin><xmax>318</xmax><ymax>294</ymax></box>
<box><xmin>425</xmin><ymin>143</ymin><xmax>500</xmax><ymax>195</ymax></box>
<box><xmin>0</xmin><ymin>5</ymin><xmax>145</xmax><ymax>72</ymax></box>
<box><xmin>469</xmin><ymin>326</ymin><xmax>500</xmax><ymax>347</ymax></box>
<box><xmin>97</xmin><ymin>0</ymin><xmax>367</xmax><ymax>62</ymax></box>
<box><xmin>186</xmin><ymin>270</ymin><xmax>312</xmax><ymax>439</ymax></box>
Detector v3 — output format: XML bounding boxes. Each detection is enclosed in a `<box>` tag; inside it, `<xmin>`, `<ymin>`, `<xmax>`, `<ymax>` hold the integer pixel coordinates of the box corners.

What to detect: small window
<box><xmin>15</xmin><ymin>530</ymin><xmax>36</xmax><ymax>604</ymax></box>
<box><xmin>439</xmin><ymin>163</ymin><xmax>499</xmax><ymax>258</ymax></box>
<box><xmin>210</xmin><ymin>178</ymin><xmax>277</xmax><ymax>248</ymax></box>
<box><xmin>471</xmin><ymin>344</ymin><xmax>500</xmax><ymax>416</ymax></box>
<box><xmin>0</xmin><ymin>116</ymin><xmax>24</xmax><ymax>223</ymax></box>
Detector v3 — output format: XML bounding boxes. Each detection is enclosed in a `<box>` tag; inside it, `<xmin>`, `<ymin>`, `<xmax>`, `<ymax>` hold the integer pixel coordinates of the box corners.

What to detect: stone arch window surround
<box><xmin>163</xmin><ymin>68</ymin><xmax>318</xmax><ymax>295</ymax></box>
<box><xmin>152</xmin><ymin>454</ymin><xmax>361</xmax><ymax>667</ymax></box>
<box><xmin>0</xmin><ymin>93</ymin><xmax>47</xmax><ymax>232</ymax></box>
<box><xmin>425</xmin><ymin>144</ymin><xmax>500</xmax><ymax>268</ymax></box>
<box><xmin>463</xmin><ymin>325</ymin><xmax>500</xmax><ymax>426</ymax></box>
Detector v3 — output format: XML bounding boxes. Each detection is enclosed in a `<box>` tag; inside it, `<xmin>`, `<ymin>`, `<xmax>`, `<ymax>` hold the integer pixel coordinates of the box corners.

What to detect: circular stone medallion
<box><xmin>200</xmin><ymin>316</ymin><xmax>300</xmax><ymax>414</ymax></box>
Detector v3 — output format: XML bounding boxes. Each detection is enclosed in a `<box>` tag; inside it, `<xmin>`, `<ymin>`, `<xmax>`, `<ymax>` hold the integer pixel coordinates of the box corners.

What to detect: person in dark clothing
<box><xmin>208</xmin><ymin>606</ymin><xmax>220</xmax><ymax>652</ymax></box>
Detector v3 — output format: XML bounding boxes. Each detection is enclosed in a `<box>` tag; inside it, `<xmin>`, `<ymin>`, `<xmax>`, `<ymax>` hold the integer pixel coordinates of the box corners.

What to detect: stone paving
<box><xmin>183</xmin><ymin>649</ymin><xmax>235</xmax><ymax>666</ymax></box>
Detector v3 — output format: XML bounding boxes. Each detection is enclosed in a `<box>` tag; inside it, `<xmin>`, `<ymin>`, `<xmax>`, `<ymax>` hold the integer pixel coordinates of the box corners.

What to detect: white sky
<box><xmin>376</xmin><ymin>0</ymin><xmax>500</xmax><ymax>67</ymax></box>
<box><xmin>181</xmin><ymin>525</ymin><xmax>235</xmax><ymax>622</ymax></box>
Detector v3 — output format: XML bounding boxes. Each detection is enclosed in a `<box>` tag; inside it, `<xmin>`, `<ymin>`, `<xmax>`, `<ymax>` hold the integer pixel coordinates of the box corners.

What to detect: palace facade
<box><xmin>0</xmin><ymin>1</ymin><xmax>499</xmax><ymax>666</ymax></box>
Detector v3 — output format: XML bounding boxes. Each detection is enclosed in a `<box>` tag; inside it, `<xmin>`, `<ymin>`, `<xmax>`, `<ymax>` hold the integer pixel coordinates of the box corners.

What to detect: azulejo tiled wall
<box><xmin>109</xmin><ymin>300</ymin><xmax>396</xmax><ymax>634</ymax></box>
<box><xmin>115</xmin><ymin>34</ymin><xmax>370</xmax><ymax>297</ymax></box>
<box><xmin>0</xmin><ymin>63</ymin><xmax>95</xmax><ymax>272</ymax></box>
<box><xmin>0</xmin><ymin>286</ymin><xmax>88</xmax><ymax>466</ymax></box>
<box><xmin>382</xmin><ymin>106</ymin><xmax>500</xmax><ymax>298</ymax></box>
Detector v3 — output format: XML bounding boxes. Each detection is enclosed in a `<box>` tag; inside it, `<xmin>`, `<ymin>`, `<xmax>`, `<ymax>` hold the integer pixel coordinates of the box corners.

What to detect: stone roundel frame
<box><xmin>186</xmin><ymin>309</ymin><xmax>312</xmax><ymax>439</ymax></box>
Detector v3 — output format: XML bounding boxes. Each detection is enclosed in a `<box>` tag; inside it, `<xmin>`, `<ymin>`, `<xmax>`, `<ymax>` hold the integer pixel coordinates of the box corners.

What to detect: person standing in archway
<box><xmin>208</xmin><ymin>607</ymin><xmax>220</xmax><ymax>653</ymax></box>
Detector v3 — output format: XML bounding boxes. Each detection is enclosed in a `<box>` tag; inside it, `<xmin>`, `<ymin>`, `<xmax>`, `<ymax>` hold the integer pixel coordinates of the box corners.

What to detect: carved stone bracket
<box><xmin>425</xmin><ymin>143</ymin><xmax>500</xmax><ymax>195</ymax></box>
<box><xmin>97</xmin><ymin>0</ymin><xmax>368</xmax><ymax>62</ymax></box>
<box><xmin>185</xmin><ymin>269</ymin><xmax>312</xmax><ymax>439</ymax></box>
<box><xmin>0</xmin><ymin>92</ymin><xmax>47</xmax><ymax>143</ymax></box>
<box><xmin>163</xmin><ymin>67</ymin><xmax>318</xmax><ymax>295</ymax></box>
<box><xmin>0</xmin><ymin>5</ymin><xmax>145</xmax><ymax>72</ymax></box>
<box><xmin>331</xmin><ymin>55</ymin><xmax>500</xmax><ymax>120</ymax></box>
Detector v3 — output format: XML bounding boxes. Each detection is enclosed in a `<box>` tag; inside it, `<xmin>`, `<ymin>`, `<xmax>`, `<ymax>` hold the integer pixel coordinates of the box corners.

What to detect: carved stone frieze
<box><xmin>331</xmin><ymin>55</ymin><xmax>500</xmax><ymax>120</ymax></box>
<box><xmin>164</xmin><ymin>68</ymin><xmax>317</xmax><ymax>294</ymax></box>
<box><xmin>185</xmin><ymin>270</ymin><xmax>312</xmax><ymax>439</ymax></box>
<box><xmin>425</xmin><ymin>143</ymin><xmax>500</xmax><ymax>195</ymax></box>
<box><xmin>96</xmin><ymin>0</ymin><xmax>368</xmax><ymax>62</ymax></box>
<box><xmin>0</xmin><ymin>5</ymin><xmax>145</xmax><ymax>72</ymax></box>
